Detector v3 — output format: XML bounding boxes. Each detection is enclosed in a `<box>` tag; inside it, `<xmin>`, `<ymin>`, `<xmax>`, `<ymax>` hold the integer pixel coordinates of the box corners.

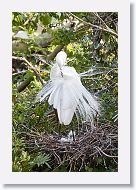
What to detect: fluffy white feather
<box><xmin>36</xmin><ymin>51</ymin><xmax>99</xmax><ymax>125</ymax></box>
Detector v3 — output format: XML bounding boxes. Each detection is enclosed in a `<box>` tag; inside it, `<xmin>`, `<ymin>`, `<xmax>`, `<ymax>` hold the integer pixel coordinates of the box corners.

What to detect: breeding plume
<box><xmin>36</xmin><ymin>51</ymin><xmax>99</xmax><ymax>125</ymax></box>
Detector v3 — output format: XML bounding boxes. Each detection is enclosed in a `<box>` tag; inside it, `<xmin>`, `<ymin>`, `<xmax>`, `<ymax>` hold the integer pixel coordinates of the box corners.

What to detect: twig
<box><xmin>33</xmin><ymin>54</ymin><xmax>53</xmax><ymax>67</ymax></box>
<box><xmin>80</xmin><ymin>70</ymin><xmax>108</xmax><ymax>77</ymax></box>
<box><xmin>12</xmin><ymin>56</ymin><xmax>44</xmax><ymax>85</ymax></box>
<box><xmin>13</xmin><ymin>44</ymin><xmax>65</xmax><ymax>92</ymax></box>
<box><xmin>95</xmin><ymin>146</ymin><xmax>118</xmax><ymax>158</ymax></box>
<box><xmin>93</xmin><ymin>12</ymin><xmax>110</xmax><ymax>30</ymax></box>
<box><xmin>69</xmin><ymin>12</ymin><xmax>118</xmax><ymax>38</ymax></box>
<box><xmin>12</xmin><ymin>70</ymin><xmax>27</xmax><ymax>77</ymax></box>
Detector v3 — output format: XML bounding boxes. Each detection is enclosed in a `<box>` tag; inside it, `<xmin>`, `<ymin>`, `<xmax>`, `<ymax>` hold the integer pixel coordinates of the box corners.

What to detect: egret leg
<box><xmin>58</xmin><ymin>124</ymin><xmax>61</xmax><ymax>136</ymax></box>
<box><xmin>54</xmin><ymin>108</ymin><xmax>59</xmax><ymax>122</ymax></box>
<box><xmin>95</xmin><ymin>111</ymin><xmax>99</xmax><ymax>127</ymax></box>
<box><xmin>72</xmin><ymin>128</ymin><xmax>75</xmax><ymax>141</ymax></box>
<box><xmin>53</xmin><ymin>108</ymin><xmax>61</xmax><ymax>136</ymax></box>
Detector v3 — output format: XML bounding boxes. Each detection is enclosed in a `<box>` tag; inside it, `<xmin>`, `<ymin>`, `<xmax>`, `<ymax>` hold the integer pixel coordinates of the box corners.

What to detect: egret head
<box><xmin>56</xmin><ymin>51</ymin><xmax>67</xmax><ymax>67</ymax></box>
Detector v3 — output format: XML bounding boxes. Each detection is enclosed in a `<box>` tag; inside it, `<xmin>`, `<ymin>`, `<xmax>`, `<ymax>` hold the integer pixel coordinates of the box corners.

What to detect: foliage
<box><xmin>12</xmin><ymin>12</ymin><xmax>118</xmax><ymax>172</ymax></box>
<box><xmin>12</xmin><ymin>132</ymin><xmax>51</xmax><ymax>172</ymax></box>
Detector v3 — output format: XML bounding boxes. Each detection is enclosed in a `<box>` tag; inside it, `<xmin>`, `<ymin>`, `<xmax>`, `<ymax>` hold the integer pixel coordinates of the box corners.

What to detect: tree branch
<box><xmin>47</xmin><ymin>45</ymin><xmax>64</xmax><ymax>62</ymax></box>
<box><xmin>69</xmin><ymin>12</ymin><xmax>118</xmax><ymax>38</ymax></box>
<box><xmin>12</xmin><ymin>70</ymin><xmax>27</xmax><ymax>77</ymax></box>
<box><xmin>17</xmin><ymin>75</ymin><xmax>34</xmax><ymax>93</ymax></box>
<box><xmin>12</xmin><ymin>56</ymin><xmax>44</xmax><ymax>85</ymax></box>
<box><xmin>12</xmin><ymin>45</ymin><xmax>64</xmax><ymax>92</ymax></box>
<box><xmin>93</xmin><ymin>12</ymin><xmax>110</xmax><ymax>30</ymax></box>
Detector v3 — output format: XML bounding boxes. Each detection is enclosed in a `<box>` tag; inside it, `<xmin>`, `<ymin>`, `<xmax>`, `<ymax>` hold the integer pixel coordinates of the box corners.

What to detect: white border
<box><xmin>0</xmin><ymin>0</ymin><xmax>130</xmax><ymax>184</ymax></box>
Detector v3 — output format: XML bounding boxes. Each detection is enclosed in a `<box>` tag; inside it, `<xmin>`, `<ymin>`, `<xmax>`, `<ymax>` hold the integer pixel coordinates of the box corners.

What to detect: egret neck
<box><xmin>56</xmin><ymin>51</ymin><xmax>67</xmax><ymax>78</ymax></box>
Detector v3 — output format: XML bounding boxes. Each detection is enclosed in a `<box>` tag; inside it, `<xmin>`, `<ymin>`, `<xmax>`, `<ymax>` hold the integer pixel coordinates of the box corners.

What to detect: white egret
<box><xmin>36</xmin><ymin>51</ymin><xmax>99</xmax><ymax>126</ymax></box>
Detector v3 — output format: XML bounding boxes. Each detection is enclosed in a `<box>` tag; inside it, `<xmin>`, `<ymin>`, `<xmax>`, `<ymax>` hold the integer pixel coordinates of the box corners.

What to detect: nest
<box><xmin>17</xmin><ymin>122</ymin><xmax>118</xmax><ymax>171</ymax></box>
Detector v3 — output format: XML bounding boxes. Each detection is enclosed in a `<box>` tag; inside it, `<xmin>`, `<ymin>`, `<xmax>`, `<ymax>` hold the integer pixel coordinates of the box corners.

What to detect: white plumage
<box><xmin>36</xmin><ymin>51</ymin><xmax>99</xmax><ymax>125</ymax></box>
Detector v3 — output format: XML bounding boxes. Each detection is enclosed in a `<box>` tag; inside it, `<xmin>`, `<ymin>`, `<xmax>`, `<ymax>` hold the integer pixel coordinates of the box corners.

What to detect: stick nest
<box><xmin>17</xmin><ymin>122</ymin><xmax>118</xmax><ymax>171</ymax></box>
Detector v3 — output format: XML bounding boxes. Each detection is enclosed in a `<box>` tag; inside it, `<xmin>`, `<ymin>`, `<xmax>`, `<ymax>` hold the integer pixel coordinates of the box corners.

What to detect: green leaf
<box><xmin>30</xmin><ymin>153</ymin><xmax>51</xmax><ymax>168</ymax></box>
<box><xmin>40</xmin><ymin>14</ymin><xmax>52</xmax><ymax>26</ymax></box>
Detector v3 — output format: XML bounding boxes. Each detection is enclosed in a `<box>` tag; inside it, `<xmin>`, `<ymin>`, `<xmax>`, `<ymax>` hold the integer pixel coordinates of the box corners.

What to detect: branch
<box><xmin>12</xmin><ymin>45</ymin><xmax>64</xmax><ymax>92</ymax></box>
<box><xmin>12</xmin><ymin>56</ymin><xmax>44</xmax><ymax>85</ymax></box>
<box><xmin>79</xmin><ymin>70</ymin><xmax>108</xmax><ymax>77</ymax></box>
<box><xmin>12</xmin><ymin>56</ymin><xmax>44</xmax><ymax>92</ymax></box>
<box><xmin>95</xmin><ymin>147</ymin><xmax>118</xmax><ymax>158</ymax></box>
<box><xmin>17</xmin><ymin>75</ymin><xmax>34</xmax><ymax>93</ymax></box>
<box><xmin>93</xmin><ymin>12</ymin><xmax>110</xmax><ymax>30</ymax></box>
<box><xmin>33</xmin><ymin>45</ymin><xmax>65</xmax><ymax>67</ymax></box>
<box><xmin>12</xmin><ymin>70</ymin><xmax>27</xmax><ymax>77</ymax></box>
<box><xmin>47</xmin><ymin>45</ymin><xmax>64</xmax><ymax>61</ymax></box>
<box><xmin>69</xmin><ymin>13</ymin><xmax>118</xmax><ymax>38</ymax></box>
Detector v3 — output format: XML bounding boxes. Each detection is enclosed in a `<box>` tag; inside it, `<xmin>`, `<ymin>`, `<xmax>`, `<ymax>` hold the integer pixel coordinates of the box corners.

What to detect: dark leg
<box><xmin>58</xmin><ymin>124</ymin><xmax>61</xmax><ymax>136</ymax></box>
<box><xmin>53</xmin><ymin>108</ymin><xmax>61</xmax><ymax>136</ymax></box>
<box><xmin>54</xmin><ymin>108</ymin><xmax>59</xmax><ymax>122</ymax></box>
<box><xmin>72</xmin><ymin>128</ymin><xmax>75</xmax><ymax>141</ymax></box>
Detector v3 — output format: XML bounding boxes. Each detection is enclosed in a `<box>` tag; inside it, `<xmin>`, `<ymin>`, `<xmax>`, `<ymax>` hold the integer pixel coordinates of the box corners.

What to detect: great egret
<box><xmin>36</xmin><ymin>51</ymin><xmax>99</xmax><ymax>126</ymax></box>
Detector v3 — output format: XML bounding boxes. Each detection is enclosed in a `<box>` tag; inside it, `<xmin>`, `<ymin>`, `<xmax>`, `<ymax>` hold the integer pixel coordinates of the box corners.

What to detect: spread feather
<box><xmin>36</xmin><ymin>51</ymin><xmax>99</xmax><ymax>125</ymax></box>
